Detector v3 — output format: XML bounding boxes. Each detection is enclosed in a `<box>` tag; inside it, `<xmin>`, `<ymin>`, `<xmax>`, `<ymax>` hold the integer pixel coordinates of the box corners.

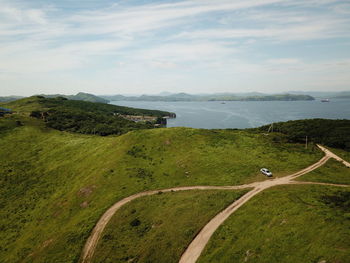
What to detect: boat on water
<box><xmin>321</xmin><ymin>99</ymin><xmax>330</xmax><ymax>102</ymax></box>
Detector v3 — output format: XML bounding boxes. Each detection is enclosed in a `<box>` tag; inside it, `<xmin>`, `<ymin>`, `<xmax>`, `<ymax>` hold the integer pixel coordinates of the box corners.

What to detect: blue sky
<box><xmin>1</xmin><ymin>0</ymin><xmax>350</xmax><ymax>96</ymax></box>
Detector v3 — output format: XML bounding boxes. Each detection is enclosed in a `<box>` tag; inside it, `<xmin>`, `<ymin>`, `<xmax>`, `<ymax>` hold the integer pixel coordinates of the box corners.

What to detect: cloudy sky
<box><xmin>1</xmin><ymin>0</ymin><xmax>350</xmax><ymax>96</ymax></box>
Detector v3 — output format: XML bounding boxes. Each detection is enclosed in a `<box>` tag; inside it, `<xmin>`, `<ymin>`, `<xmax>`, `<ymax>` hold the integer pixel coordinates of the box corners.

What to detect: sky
<box><xmin>1</xmin><ymin>0</ymin><xmax>350</xmax><ymax>96</ymax></box>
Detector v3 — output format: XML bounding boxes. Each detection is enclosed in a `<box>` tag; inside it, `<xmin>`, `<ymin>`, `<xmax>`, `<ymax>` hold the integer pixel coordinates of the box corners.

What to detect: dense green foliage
<box><xmin>92</xmin><ymin>190</ymin><xmax>248</xmax><ymax>263</ymax></box>
<box><xmin>44</xmin><ymin>107</ymin><xmax>153</xmax><ymax>136</ymax></box>
<box><xmin>255</xmin><ymin>119</ymin><xmax>350</xmax><ymax>150</ymax></box>
<box><xmin>0</xmin><ymin>115</ymin><xmax>322</xmax><ymax>263</ymax></box>
<box><xmin>199</xmin><ymin>185</ymin><xmax>350</xmax><ymax>263</ymax></box>
<box><xmin>3</xmin><ymin>96</ymin><xmax>174</xmax><ymax>136</ymax></box>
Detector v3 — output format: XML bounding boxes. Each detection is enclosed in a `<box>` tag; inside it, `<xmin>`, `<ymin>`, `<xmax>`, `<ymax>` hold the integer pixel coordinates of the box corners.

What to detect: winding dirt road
<box><xmin>80</xmin><ymin>145</ymin><xmax>349</xmax><ymax>263</ymax></box>
<box><xmin>179</xmin><ymin>145</ymin><xmax>349</xmax><ymax>263</ymax></box>
<box><xmin>80</xmin><ymin>185</ymin><xmax>250</xmax><ymax>263</ymax></box>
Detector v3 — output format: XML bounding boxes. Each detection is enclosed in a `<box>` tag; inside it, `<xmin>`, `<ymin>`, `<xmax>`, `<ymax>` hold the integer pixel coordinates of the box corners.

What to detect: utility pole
<box><xmin>305</xmin><ymin>136</ymin><xmax>308</xmax><ymax>149</ymax></box>
<box><xmin>267</xmin><ymin>123</ymin><xmax>274</xmax><ymax>133</ymax></box>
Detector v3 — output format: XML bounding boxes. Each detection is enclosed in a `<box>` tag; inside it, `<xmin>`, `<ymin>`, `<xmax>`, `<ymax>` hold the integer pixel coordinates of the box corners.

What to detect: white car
<box><xmin>260</xmin><ymin>168</ymin><xmax>273</xmax><ymax>177</ymax></box>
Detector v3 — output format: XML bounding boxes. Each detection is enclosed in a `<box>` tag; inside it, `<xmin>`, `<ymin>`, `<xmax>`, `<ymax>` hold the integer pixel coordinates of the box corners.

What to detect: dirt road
<box><xmin>80</xmin><ymin>145</ymin><xmax>349</xmax><ymax>263</ymax></box>
<box><xmin>80</xmin><ymin>185</ymin><xmax>252</xmax><ymax>263</ymax></box>
<box><xmin>179</xmin><ymin>145</ymin><xmax>348</xmax><ymax>263</ymax></box>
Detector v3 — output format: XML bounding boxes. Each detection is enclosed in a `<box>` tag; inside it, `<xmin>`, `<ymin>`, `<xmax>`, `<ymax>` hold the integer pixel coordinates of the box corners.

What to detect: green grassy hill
<box><xmin>1</xmin><ymin>98</ymin><xmax>349</xmax><ymax>263</ymax></box>
<box><xmin>0</xmin><ymin>112</ymin><xmax>322</xmax><ymax>263</ymax></box>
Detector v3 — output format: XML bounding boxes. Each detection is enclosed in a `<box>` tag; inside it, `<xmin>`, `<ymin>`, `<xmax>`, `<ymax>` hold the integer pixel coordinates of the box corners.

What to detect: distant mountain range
<box><xmin>2</xmin><ymin>91</ymin><xmax>350</xmax><ymax>104</ymax></box>
<box><xmin>101</xmin><ymin>93</ymin><xmax>315</xmax><ymax>102</ymax></box>
<box><xmin>0</xmin><ymin>96</ymin><xmax>23</xmax><ymax>102</ymax></box>
<box><xmin>1</xmin><ymin>92</ymin><xmax>109</xmax><ymax>103</ymax></box>
<box><xmin>39</xmin><ymin>92</ymin><xmax>110</xmax><ymax>103</ymax></box>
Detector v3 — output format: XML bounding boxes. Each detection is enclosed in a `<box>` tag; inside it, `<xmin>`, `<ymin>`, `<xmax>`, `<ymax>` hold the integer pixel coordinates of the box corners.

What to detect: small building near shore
<box><xmin>0</xmin><ymin>107</ymin><xmax>12</xmax><ymax>117</ymax></box>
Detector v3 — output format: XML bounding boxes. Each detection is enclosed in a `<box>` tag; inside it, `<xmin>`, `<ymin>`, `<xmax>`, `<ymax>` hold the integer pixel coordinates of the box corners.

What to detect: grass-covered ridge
<box><xmin>198</xmin><ymin>185</ymin><xmax>350</xmax><ymax>263</ymax></box>
<box><xmin>92</xmin><ymin>189</ymin><xmax>248</xmax><ymax>263</ymax></box>
<box><xmin>2</xmin><ymin>96</ymin><xmax>175</xmax><ymax>135</ymax></box>
<box><xmin>0</xmin><ymin>114</ymin><xmax>322</xmax><ymax>263</ymax></box>
<box><xmin>1</xmin><ymin>98</ymin><xmax>349</xmax><ymax>263</ymax></box>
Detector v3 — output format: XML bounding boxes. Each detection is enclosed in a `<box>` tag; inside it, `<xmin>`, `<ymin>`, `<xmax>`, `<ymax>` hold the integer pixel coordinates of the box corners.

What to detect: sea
<box><xmin>110</xmin><ymin>99</ymin><xmax>350</xmax><ymax>129</ymax></box>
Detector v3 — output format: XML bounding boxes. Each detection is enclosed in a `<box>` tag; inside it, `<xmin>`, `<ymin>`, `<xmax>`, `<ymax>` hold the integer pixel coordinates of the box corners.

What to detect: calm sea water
<box><xmin>111</xmin><ymin>99</ymin><xmax>350</xmax><ymax>129</ymax></box>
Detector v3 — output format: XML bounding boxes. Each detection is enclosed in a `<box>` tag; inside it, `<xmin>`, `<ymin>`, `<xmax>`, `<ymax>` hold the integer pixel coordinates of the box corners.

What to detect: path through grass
<box><xmin>198</xmin><ymin>185</ymin><xmax>350</xmax><ymax>263</ymax></box>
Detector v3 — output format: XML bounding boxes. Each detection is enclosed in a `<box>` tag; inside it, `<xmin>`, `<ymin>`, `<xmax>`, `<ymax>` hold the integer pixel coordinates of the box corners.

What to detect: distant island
<box><xmin>287</xmin><ymin>90</ymin><xmax>350</xmax><ymax>99</ymax></box>
<box><xmin>6</xmin><ymin>91</ymin><xmax>350</xmax><ymax>104</ymax></box>
<box><xmin>101</xmin><ymin>93</ymin><xmax>315</xmax><ymax>102</ymax></box>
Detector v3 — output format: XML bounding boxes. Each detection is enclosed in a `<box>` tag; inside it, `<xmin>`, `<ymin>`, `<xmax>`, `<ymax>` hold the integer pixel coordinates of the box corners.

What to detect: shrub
<box><xmin>130</xmin><ymin>219</ymin><xmax>141</xmax><ymax>227</ymax></box>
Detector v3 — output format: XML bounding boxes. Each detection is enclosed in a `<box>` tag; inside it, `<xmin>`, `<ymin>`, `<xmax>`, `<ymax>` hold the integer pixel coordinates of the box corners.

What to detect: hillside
<box><xmin>0</xmin><ymin>99</ymin><xmax>349</xmax><ymax>263</ymax></box>
<box><xmin>0</xmin><ymin>111</ymin><xmax>327</xmax><ymax>263</ymax></box>
<box><xmin>1</xmin><ymin>96</ymin><xmax>175</xmax><ymax>136</ymax></box>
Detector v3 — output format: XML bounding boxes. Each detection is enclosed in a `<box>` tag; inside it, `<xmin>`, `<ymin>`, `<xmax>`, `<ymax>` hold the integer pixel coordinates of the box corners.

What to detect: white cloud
<box><xmin>137</xmin><ymin>42</ymin><xmax>235</xmax><ymax>62</ymax></box>
<box><xmin>0</xmin><ymin>0</ymin><xmax>349</xmax><ymax>94</ymax></box>
<box><xmin>174</xmin><ymin>19</ymin><xmax>349</xmax><ymax>42</ymax></box>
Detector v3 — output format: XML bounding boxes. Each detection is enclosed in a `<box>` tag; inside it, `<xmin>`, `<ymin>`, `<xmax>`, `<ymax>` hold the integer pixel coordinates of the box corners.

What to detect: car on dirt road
<box><xmin>260</xmin><ymin>168</ymin><xmax>273</xmax><ymax>177</ymax></box>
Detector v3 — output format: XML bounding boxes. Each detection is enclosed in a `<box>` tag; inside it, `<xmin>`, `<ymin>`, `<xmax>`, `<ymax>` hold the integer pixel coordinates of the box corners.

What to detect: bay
<box><xmin>110</xmin><ymin>99</ymin><xmax>350</xmax><ymax>129</ymax></box>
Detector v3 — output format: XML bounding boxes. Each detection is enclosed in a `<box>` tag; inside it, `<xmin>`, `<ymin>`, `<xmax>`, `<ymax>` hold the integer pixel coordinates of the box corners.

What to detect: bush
<box><xmin>255</xmin><ymin>119</ymin><xmax>350</xmax><ymax>150</ymax></box>
<box><xmin>32</xmin><ymin>97</ymin><xmax>173</xmax><ymax>136</ymax></box>
<box><xmin>30</xmin><ymin>111</ymin><xmax>41</xmax><ymax>118</ymax></box>
<box><xmin>130</xmin><ymin>219</ymin><xmax>141</xmax><ymax>227</ymax></box>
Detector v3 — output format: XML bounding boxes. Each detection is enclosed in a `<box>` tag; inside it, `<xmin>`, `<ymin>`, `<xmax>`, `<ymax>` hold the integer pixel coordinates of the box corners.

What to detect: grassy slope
<box><xmin>198</xmin><ymin>185</ymin><xmax>350</xmax><ymax>263</ymax></box>
<box><xmin>297</xmin><ymin>158</ymin><xmax>350</xmax><ymax>185</ymax></box>
<box><xmin>0</xmin><ymin>116</ymin><xmax>322</xmax><ymax>263</ymax></box>
<box><xmin>92</xmin><ymin>189</ymin><xmax>249</xmax><ymax>263</ymax></box>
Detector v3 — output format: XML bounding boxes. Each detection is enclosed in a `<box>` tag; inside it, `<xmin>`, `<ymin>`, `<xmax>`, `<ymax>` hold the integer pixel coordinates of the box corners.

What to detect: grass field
<box><xmin>297</xmin><ymin>158</ymin><xmax>350</xmax><ymax>185</ymax></box>
<box><xmin>0</xmin><ymin>115</ymin><xmax>324</xmax><ymax>262</ymax></box>
<box><xmin>92</xmin><ymin>189</ymin><xmax>249</xmax><ymax>263</ymax></box>
<box><xmin>198</xmin><ymin>185</ymin><xmax>350</xmax><ymax>263</ymax></box>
